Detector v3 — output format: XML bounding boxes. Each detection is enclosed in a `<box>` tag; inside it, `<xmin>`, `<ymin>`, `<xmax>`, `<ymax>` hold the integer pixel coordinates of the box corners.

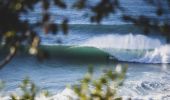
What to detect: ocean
<box><xmin>0</xmin><ymin>0</ymin><xmax>170</xmax><ymax>99</ymax></box>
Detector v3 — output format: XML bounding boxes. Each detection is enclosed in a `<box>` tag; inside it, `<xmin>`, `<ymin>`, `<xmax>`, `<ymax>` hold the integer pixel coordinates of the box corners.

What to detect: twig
<box><xmin>0</xmin><ymin>46</ymin><xmax>17</xmax><ymax>69</ymax></box>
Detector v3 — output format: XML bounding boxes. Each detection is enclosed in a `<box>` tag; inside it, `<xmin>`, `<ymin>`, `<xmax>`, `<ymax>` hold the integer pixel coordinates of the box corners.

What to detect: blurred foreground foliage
<box><xmin>73</xmin><ymin>65</ymin><xmax>127</xmax><ymax>100</ymax></box>
<box><xmin>11</xmin><ymin>78</ymin><xmax>38</xmax><ymax>100</ymax></box>
<box><xmin>0</xmin><ymin>0</ymin><xmax>170</xmax><ymax>68</ymax></box>
<box><xmin>0</xmin><ymin>65</ymin><xmax>127</xmax><ymax>100</ymax></box>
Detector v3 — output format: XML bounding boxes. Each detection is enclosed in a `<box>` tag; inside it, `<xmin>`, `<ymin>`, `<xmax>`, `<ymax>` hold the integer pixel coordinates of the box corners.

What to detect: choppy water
<box><xmin>0</xmin><ymin>0</ymin><xmax>170</xmax><ymax>99</ymax></box>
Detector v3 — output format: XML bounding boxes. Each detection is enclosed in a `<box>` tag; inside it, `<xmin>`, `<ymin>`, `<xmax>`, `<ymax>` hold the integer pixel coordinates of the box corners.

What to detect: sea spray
<box><xmin>81</xmin><ymin>33</ymin><xmax>164</xmax><ymax>50</ymax></box>
<box><xmin>137</xmin><ymin>45</ymin><xmax>170</xmax><ymax>63</ymax></box>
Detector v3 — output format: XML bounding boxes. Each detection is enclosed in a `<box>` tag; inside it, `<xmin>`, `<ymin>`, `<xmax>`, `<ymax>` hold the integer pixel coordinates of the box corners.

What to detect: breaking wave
<box><xmin>80</xmin><ymin>34</ymin><xmax>170</xmax><ymax>63</ymax></box>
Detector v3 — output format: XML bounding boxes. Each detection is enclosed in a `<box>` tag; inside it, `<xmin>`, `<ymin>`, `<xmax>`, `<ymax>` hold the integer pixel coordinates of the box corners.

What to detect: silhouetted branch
<box><xmin>0</xmin><ymin>46</ymin><xmax>17</xmax><ymax>69</ymax></box>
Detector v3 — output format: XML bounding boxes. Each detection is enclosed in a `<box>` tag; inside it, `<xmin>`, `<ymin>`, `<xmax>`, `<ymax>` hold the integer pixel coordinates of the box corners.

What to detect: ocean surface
<box><xmin>0</xmin><ymin>0</ymin><xmax>170</xmax><ymax>99</ymax></box>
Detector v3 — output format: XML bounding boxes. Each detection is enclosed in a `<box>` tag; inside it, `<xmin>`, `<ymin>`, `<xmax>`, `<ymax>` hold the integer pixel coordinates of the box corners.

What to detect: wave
<box><xmin>79</xmin><ymin>34</ymin><xmax>169</xmax><ymax>64</ymax></box>
<box><xmin>0</xmin><ymin>33</ymin><xmax>167</xmax><ymax>64</ymax></box>
<box><xmin>40</xmin><ymin>33</ymin><xmax>169</xmax><ymax>63</ymax></box>
<box><xmin>68</xmin><ymin>44</ymin><xmax>170</xmax><ymax>64</ymax></box>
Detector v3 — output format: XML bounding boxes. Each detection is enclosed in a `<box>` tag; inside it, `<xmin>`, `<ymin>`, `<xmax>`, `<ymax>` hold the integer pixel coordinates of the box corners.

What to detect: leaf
<box><xmin>54</xmin><ymin>0</ymin><xmax>67</xmax><ymax>9</ymax></box>
<box><xmin>50</xmin><ymin>23</ymin><xmax>58</xmax><ymax>35</ymax></box>
<box><xmin>156</xmin><ymin>7</ymin><xmax>163</xmax><ymax>16</ymax></box>
<box><xmin>61</xmin><ymin>18</ymin><xmax>69</xmax><ymax>35</ymax></box>
<box><xmin>72</xmin><ymin>0</ymin><xmax>87</xmax><ymax>9</ymax></box>
<box><xmin>42</xmin><ymin>13</ymin><xmax>50</xmax><ymax>23</ymax></box>
<box><xmin>42</xmin><ymin>0</ymin><xmax>50</xmax><ymax>10</ymax></box>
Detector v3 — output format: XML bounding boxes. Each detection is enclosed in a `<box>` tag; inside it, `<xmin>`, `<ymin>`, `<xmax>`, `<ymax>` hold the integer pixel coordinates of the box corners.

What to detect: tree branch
<box><xmin>0</xmin><ymin>46</ymin><xmax>17</xmax><ymax>69</ymax></box>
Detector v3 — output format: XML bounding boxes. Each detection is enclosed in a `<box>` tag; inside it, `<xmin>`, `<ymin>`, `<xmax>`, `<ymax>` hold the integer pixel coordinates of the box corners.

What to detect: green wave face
<box><xmin>39</xmin><ymin>45</ymin><xmax>111</xmax><ymax>62</ymax></box>
<box><xmin>38</xmin><ymin>45</ymin><xmax>150</xmax><ymax>63</ymax></box>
